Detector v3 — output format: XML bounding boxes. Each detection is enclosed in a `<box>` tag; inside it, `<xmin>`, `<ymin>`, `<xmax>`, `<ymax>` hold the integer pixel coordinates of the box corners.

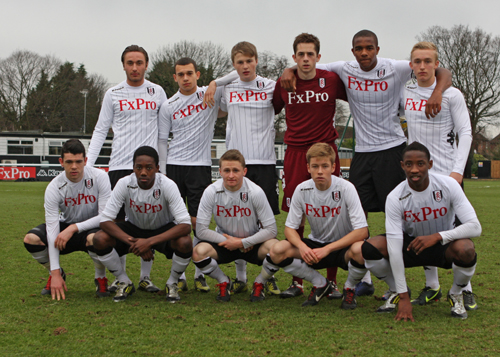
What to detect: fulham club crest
<box><xmin>147</xmin><ymin>87</ymin><xmax>155</xmax><ymax>96</ymax></box>
<box><xmin>333</xmin><ymin>191</ymin><xmax>341</xmax><ymax>202</ymax></box>
<box><xmin>85</xmin><ymin>179</ymin><xmax>93</xmax><ymax>189</ymax></box>
<box><xmin>240</xmin><ymin>192</ymin><xmax>248</xmax><ymax>203</ymax></box>
<box><xmin>197</xmin><ymin>91</ymin><xmax>204</xmax><ymax>101</ymax></box>
<box><xmin>153</xmin><ymin>189</ymin><xmax>161</xmax><ymax>200</ymax></box>
<box><xmin>377</xmin><ymin>69</ymin><xmax>386</xmax><ymax>79</ymax></box>
<box><xmin>256</xmin><ymin>81</ymin><xmax>264</xmax><ymax>90</ymax></box>
<box><xmin>433</xmin><ymin>190</ymin><xmax>443</xmax><ymax>202</ymax></box>
<box><xmin>319</xmin><ymin>78</ymin><xmax>325</xmax><ymax>88</ymax></box>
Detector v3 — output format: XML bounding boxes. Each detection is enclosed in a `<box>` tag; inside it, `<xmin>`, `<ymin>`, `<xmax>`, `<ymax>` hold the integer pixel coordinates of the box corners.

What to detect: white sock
<box><xmin>450</xmin><ymin>263</ymin><xmax>476</xmax><ymax>295</ymax></box>
<box><xmin>235</xmin><ymin>259</ymin><xmax>247</xmax><ymax>281</ymax></box>
<box><xmin>365</xmin><ymin>258</ymin><xmax>396</xmax><ymax>292</ymax></box>
<box><xmin>120</xmin><ymin>255</ymin><xmax>127</xmax><ymax>271</ymax></box>
<box><xmin>88</xmin><ymin>251</ymin><xmax>106</xmax><ymax>279</ymax></box>
<box><xmin>261</xmin><ymin>255</ymin><xmax>280</xmax><ymax>280</ymax></box>
<box><xmin>283</xmin><ymin>259</ymin><xmax>327</xmax><ymax>288</ymax></box>
<box><xmin>423</xmin><ymin>266</ymin><xmax>440</xmax><ymax>290</ymax></box>
<box><xmin>30</xmin><ymin>248</ymin><xmax>51</xmax><ymax>271</ymax></box>
<box><xmin>462</xmin><ymin>282</ymin><xmax>472</xmax><ymax>293</ymax></box>
<box><xmin>98</xmin><ymin>250</ymin><xmax>131</xmax><ymax>284</ymax></box>
<box><xmin>179</xmin><ymin>272</ymin><xmax>186</xmax><ymax>281</ymax></box>
<box><xmin>361</xmin><ymin>270</ymin><xmax>372</xmax><ymax>284</ymax></box>
<box><xmin>345</xmin><ymin>262</ymin><xmax>367</xmax><ymax>290</ymax></box>
<box><xmin>140</xmin><ymin>256</ymin><xmax>153</xmax><ymax>280</ymax></box>
<box><xmin>167</xmin><ymin>254</ymin><xmax>191</xmax><ymax>285</ymax></box>
<box><xmin>197</xmin><ymin>258</ymin><xmax>229</xmax><ymax>284</ymax></box>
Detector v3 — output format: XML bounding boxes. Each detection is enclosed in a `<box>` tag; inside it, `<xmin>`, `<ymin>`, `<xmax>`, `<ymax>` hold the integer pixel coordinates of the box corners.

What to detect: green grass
<box><xmin>1</xmin><ymin>180</ymin><xmax>499</xmax><ymax>356</ymax></box>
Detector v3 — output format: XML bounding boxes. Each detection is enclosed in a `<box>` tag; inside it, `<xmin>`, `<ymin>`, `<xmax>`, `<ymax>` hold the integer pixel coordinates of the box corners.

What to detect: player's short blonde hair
<box><xmin>220</xmin><ymin>149</ymin><xmax>246</xmax><ymax>168</ymax></box>
<box><xmin>411</xmin><ymin>41</ymin><xmax>439</xmax><ymax>61</ymax></box>
<box><xmin>306</xmin><ymin>143</ymin><xmax>336</xmax><ymax>165</ymax></box>
<box><xmin>231</xmin><ymin>42</ymin><xmax>258</xmax><ymax>63</ymax></box>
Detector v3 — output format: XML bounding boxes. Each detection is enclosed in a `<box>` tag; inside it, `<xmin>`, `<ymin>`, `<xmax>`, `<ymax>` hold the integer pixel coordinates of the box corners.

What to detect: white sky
<box><xmin>2</xmin><ymin>0</ymin><xmax>500</xmax><ymax>136</ymax></box>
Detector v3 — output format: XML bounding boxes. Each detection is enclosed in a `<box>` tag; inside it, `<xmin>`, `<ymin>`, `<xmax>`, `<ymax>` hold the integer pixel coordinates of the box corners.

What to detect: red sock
<box><xmin>292</xmin><ymin>277</ymin><xmax>303</xmax><ymax>285</ymax></box>
<box><xmin>327</xmin><ymin>267</ymin><xmax>338</xmax><ymax>284</ymax></box>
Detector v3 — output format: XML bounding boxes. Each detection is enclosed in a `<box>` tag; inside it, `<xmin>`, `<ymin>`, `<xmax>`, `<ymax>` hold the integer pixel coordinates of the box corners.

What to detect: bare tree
<box><xmin>256</xmin><ymin>51</ymin><xmax>289</xmax><ymax>81</ymax></box>
<box><xmin>150</xmin><ymin>41</ymin><xmax>232</xmax><ymax>82</ymax></box>
<box><xmin>418</xmin><ymin>25</ymin><xmax>500</xmax><ymax>176</ymax></box>
<box><xmin>0</xmin><ymin>50</ymin><xmax>61</xmax><ymax>129</ymax></box>
<box><xmin>417</xmin><ymin>25</ymin><xmax>500</xmax><ymax>137</ymax></box>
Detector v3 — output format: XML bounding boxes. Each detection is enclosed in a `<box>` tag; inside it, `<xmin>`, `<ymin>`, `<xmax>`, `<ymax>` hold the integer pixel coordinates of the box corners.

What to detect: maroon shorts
<box><xmin>281</xmin><ymin>143</ymin><xmax>340</xmax><ymax>212</ymax></box>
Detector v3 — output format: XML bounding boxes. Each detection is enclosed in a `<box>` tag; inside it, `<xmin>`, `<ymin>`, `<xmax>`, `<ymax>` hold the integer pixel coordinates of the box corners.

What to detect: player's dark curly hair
<box><xmin>352</xmin><ymin>30</ymin><xmax>378</xmax><ymax>47</ymax></box>
<box><xmin>403</xmin><ymin>141</ymin><xmax>431</xmax><ymax>161</ymax></box>
<box><xmin>61</xmin><ymin>139</ymin><xmax>85</xmax><ymax>159</ymax></box>
<box><xmin>133</xmin><ymin>146</ymin><xmax>159</xmax><ymax>166</ymax></box>
<box><xmin>121</xmin><ymin>45</ymin><xmax>149</xmax><ymax>64</ymax></box>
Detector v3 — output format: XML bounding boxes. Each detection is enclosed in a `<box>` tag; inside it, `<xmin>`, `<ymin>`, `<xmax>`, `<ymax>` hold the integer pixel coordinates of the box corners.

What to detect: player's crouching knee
<box><xmin>450</xmin><ymin>239</ymin><xmax>476</xmax><ymax>266</ymax></box>
<box><xmin>172</xmin><ymin>235</ymin><xmax>193</xmax><ymax>256</ymax></box>
<box><xmin>92</xmin><ymin>230</ymin><xmax>114</xmax><ymax>251</ymax></box>
<box><xmin>24</xmin><ymin>233</ymin><xmax>42</xmax><ymax>245</ymax></box>
<box><xmin>349</xmin><ymin>241</ymin><xmax>365</xmax><ymax>265</ymax></box>
<box><xmin>361</xmin><ymin>240</ymin><xmax>385</xmax><ymax>260</ymax></box>
<box><xmin>192</xmin><ymin>242</ymin><xmax>211</xmax><ymax>261</ymax></box>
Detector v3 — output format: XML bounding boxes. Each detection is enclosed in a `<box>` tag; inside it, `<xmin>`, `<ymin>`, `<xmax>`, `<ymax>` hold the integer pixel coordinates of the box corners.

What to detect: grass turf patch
<box><xmin>1</xmin><ymin>179</ymin><xmax>499</xmax><ymax>356</ymax></box>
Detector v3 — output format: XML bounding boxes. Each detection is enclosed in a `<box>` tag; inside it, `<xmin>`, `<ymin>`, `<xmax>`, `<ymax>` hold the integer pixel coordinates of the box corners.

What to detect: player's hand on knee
<box><xmin>55</xmin><ymin>224</ymin><xmax>77</xmax><ymax>250</ymax></box>
<box><xmin>407</xmin><ymin>233</ymin><xmax>442</xmax><ymax>255</ymax></box>
<box><xmin>140</xmin><ymin>250</ymin><xmax>154</xmax><ymax>262</ymax></box>
<box><xmin>299</xmin><ymin>246</ymin><xmax>318</xmax><ymax>265</ymax></box>
<box><xmin>312</xmin><ymin>247</ymin><xmax>329</xmax><ymax>262</ymax></box>
<box><xmin>220</xmin><ymin>234</ymin><xmax>244</xmax><ymax>251</ymax></box>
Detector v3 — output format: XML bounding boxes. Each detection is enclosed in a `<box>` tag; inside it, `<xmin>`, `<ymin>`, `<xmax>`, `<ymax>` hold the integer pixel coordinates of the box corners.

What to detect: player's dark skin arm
<box><xmin>281</xmin><ymin>65</ymin><xmax>451</xmax><ymax>120</ymax></box>
<box><xmin>128</xmin><ymin>223</ymin><xmax>191</xmax><ymax>257</ymax></box>
<box><xmin>427</xmin><ymin>68</ymin><xmax>452</xmax><ymax>119</ymax></box>
<box><xmin>407</xmin><ymin>232</ymin><xmax>442</xmax><ymax>255</ymax></box>
<box><xmin>395</xmin><ymin>292</ymin><xmax>414</xmax><ymax>322</ymax></box>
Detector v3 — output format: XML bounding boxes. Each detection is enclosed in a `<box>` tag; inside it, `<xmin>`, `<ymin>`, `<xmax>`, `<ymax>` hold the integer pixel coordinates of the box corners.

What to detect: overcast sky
<box><xmin>3</xmin><ymin>0</ymin><xmax>500</xmax><ymax>136</ymax></box>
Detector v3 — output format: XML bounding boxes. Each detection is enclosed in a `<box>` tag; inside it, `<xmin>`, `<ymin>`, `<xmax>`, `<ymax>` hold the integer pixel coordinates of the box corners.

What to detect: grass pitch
<box><xmin>1</xmin><ymin>180</ymin><xmax>499</xmax><ymax>356</ymax></box>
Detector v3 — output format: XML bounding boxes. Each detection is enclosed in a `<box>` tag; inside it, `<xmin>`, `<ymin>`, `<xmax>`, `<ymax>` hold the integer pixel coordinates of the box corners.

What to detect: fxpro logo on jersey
<box><xmin>229</xmin><ymin>90</ymin><xmax>268</xmax><ymax>103</ymax></box>
<box><xmin>348</xmin><ymin>76</ymin><xmax>388</xmax><ymax>92</ymax></box>
<box><xmin>64</xmin><ymin>194</ymin><xmax>97</xmax><ymax>207</ymax></box>
<box><xmin>216</xmin><ymin>205</ymin><xmax>252</xmax><ymax>217</ymax></box>
<box><xmin>287</xmin><ymin>91</ymin><xmax>329</xmax><ymax>104</ymax></box>
<box><xmin>405</xmin><ymin>98</ymin><xmax>427</xmax><ymax>112</ymax></box>
<box><xmin>173</xmin><ymin>103</ymin><xmax>208</xmax><ymax>120</ymax></box>
<box><xmin>129</xmin><ymin>199</ymin><xmax>163</xmax><ymax>213</ymax></box>
<box><xmin>305</xmin><ymin>203</ymin><xmax>341</xmax><ymax>218</ymax></box>
<box><xmin>404</xmin><ymin>206</ymin><xmax>448</xmax><ymax>222</ymax></box>
<box><xmin>119</xmin><ymin>98</ymin><xmax>157</xmax><ymax>111</ymax></box>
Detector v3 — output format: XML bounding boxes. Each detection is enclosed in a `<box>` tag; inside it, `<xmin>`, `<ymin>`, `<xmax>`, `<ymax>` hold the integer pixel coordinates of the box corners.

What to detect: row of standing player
<box><xmin>23</xmin><ymin>30</ymin><xmax>477</xmax><ymax>320</ymax></box>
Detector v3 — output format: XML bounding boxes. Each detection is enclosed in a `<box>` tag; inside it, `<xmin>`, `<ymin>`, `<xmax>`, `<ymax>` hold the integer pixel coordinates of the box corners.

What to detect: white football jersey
<box><xmin>286</xmin><ymin>176</ymin><xmax>367</xmax><ymax>243</ymax></box>
<box><xmin>158</xmin><ymin>86</ymin><xmax>223</xmax><ymax>168</ymax></box>
<box><xmin>221</xmin><ymin>76</ymin><xmax>277</xmax><ymax>165</ymax></box>
<box><xmin>196</xmin><ymin>177</ymin><xmax>277</xmax><ymax>249</ymax></box>
<box><xmin>404</xmin><ymin>80</ymin><xmax>472</xmax><ymax>176</ymax></box>
<box><xmin>319</xmin><ymin>58</ymin><xmax>410</xmax><ymax>152</ymax></box>
<box><xmin>87</xmin><ymin>80</ymin><xmax>167</xmax><ymax>170</ymax></box>
<box><xmin>101</xmin><ymin>173</ymin><xmax>190</xmax><ymax>230</ymax></box>
<box><xmin>45</xmin><ymin>166</ymin><xmax>111</xmax><ymax>270</ymax></box>
<box><xmin>386</xmin><ymin>173</ymin><xmax>481</xmax><ymax>293</ymax></box>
